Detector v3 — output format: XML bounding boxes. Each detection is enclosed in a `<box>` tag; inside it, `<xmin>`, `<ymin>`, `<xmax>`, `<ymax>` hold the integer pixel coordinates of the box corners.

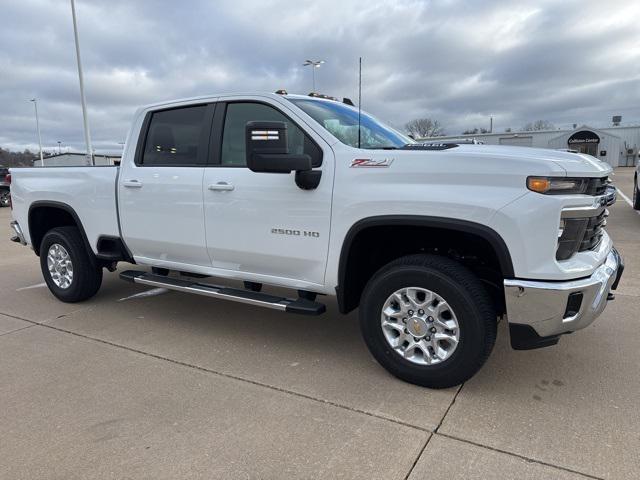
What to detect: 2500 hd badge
<box><xmin>271</xmin><ymin>228</ymin><xmax>320</xmax><ymax>238</ymax></box>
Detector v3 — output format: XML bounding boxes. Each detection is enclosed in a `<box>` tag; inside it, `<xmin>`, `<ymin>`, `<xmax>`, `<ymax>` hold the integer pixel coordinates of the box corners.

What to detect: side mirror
<box><xmin>245</xmin><ymin>121</ymin><xmax>312</xmax><ymax>173</ymax></box>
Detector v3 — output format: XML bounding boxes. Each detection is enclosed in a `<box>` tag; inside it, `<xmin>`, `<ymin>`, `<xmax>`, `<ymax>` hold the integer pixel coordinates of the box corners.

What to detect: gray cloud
<box><xmin>1</xmin><ymin>0</ymin><xmax>639</xmax><ymax>152</ymax></box>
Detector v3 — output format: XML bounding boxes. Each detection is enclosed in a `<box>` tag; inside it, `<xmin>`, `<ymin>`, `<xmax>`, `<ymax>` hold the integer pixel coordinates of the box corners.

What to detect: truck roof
<box><xmin>137</xmin><ymin>92</ymin><xmax>346</xmax><ymax>112</ymax></box>
<box><xmin>138</xmin><ymin>92</ymin><xmax>286</xmax><ymax>111</ymax></box>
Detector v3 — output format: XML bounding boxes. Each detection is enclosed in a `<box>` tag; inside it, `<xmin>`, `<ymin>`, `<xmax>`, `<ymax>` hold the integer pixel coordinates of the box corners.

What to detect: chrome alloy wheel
<box><xmin>381</xmin><ymin>287</ymin><xmax>460</xmax><ymax>365</ymax></box>
<box><xmin>47</xmin><ymin>243</ymin><xmax>74</xmax><ymax>289</ymax></box>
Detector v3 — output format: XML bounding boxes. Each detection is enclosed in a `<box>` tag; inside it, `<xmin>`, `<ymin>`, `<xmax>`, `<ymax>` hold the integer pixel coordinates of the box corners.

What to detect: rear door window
<box><xmin>141</xmin><ymin>105</ymin><xmax>208</xmax><ymax>166</ymax></box>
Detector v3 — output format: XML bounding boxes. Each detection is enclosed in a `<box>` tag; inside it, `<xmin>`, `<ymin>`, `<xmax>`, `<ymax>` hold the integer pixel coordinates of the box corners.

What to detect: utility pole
<box><xmin>489</xmin><ymin>116</ymin><xmax>493</xmax><ymax>133</ymax></box>
<box><xmin>70</xmin><ymin>0</ymin><xmax>94</xmax><ymax>165</ymax></box>
<box><xmin>30</xmin><ymin>99</ymin><xmax>44</xmax><ymax>165</ymax></box>
<box><xmin>57</xmin><ymin>141</ymin><xmax>62</xmax><ymax>154</ymax></box>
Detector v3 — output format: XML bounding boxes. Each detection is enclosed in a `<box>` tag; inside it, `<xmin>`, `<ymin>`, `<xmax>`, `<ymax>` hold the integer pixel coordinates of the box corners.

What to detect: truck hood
<box><xmin>429</xmin><ymin>144</ymin><xmax>612</xmax><ymax>177</ymax></box>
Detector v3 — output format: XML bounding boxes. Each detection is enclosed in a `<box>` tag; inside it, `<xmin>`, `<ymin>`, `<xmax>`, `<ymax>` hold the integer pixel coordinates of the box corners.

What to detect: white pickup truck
<box><xmin>8</xmin><ymin>92</ymin><xmax>624</xmax><ymax>388</ymax></box>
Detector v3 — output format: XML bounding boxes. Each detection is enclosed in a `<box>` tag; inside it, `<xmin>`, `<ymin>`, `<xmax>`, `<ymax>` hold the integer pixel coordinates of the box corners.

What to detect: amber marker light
<box><xmin>527</xmin><ymin>177</ymin><xmax>551</xmax><ymax>193</ymax></box>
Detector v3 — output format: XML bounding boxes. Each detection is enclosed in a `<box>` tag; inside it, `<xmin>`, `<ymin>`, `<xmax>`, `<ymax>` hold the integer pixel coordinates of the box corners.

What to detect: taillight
<box><xmin>6</xmin><ymin>173</ymin><xmax>11</xmax><ymax>209</ymax></box>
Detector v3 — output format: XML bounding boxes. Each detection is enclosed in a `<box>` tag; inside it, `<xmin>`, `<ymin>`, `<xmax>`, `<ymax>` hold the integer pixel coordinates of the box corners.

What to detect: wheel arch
<box><xmin>28</xmin><ymin>201</ymin><xmax>94</xmax><ymax>258</ymax></box>
<box><xmin>336</xmin><ymin>215</ymin><xmax>514</xmax><ymax>314</ymax></box>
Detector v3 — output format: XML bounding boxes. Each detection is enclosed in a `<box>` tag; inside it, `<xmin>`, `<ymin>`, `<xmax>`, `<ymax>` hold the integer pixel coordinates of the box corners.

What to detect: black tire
<box><xmin>359</xmin><ymin>254</ymin><xmax>496</xmax><ymax>389</ymax></box>
<box><xmin>633</xmin><ymin>175</ymin><xmax>640</xmax><ymax>210</ymax></box>
<box><xmin>0</xmin><ymin>191</ymin><xmax>9</xmax><ymax>208</ymax></box>
<box><xmin>40</xmin><ymin>226</ymin><xmax>103</xmax><ymax>302</ymax></box>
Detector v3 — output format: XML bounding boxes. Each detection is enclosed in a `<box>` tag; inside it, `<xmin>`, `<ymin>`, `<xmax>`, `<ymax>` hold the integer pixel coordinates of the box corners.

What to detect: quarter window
<box><xmin>220</xmin><ymin>102</ymin><xmax>321</xmax><ymax>167</ymax></box>
<box><xmin>141</xmin><ymin>105</ymin><xmax>207</xmax><ymax>166</ymax></box>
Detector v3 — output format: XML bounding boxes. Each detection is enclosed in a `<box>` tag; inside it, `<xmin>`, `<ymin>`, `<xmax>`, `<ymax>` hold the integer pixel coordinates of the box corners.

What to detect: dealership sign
<box><xmin>568</xmin><ymin>130</ymin><xmax>600</xmax><ymax>145</ymax></box>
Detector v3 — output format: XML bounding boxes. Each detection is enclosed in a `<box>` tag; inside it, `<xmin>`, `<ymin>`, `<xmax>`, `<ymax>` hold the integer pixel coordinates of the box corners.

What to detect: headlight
<box><xmin>527</xmin><ymin>177</ymin><xmax>589</xmax><ymax>195</ymax></box>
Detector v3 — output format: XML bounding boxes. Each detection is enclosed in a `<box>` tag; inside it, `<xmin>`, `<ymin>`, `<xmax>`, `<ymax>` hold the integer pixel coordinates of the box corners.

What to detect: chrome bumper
<box><xmin>504</xmin><ymin>248</ymin><xmax>623</xmax><ymax>339</ymax></box>
<box><xmin>10</xmin><ymin>220</ymin><xmax>27</xmax><ymax>245</ymax></box>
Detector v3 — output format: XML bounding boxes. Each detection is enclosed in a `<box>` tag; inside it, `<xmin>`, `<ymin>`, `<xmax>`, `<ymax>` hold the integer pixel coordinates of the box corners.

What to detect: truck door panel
<box><xmin>118</xmin><ymin>104</ymin><xmax>214</xmax><ymax>267</ymax></box>
<box><xmin>203</xmin><ymin>99</ymin><xmax>334</xmax><ymax>285</ymax></box>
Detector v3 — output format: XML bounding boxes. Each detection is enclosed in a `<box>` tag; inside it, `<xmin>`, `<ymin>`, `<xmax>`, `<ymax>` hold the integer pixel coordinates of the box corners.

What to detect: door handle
<box><xmin>123</xmin><ymin>179</ymin><xmax>143</xmax><ymax>188</ymax></box>
<box><xmin>208</xmin><ymin>182</ymin><xmax>235</xmax><ymax>191</ymax></box>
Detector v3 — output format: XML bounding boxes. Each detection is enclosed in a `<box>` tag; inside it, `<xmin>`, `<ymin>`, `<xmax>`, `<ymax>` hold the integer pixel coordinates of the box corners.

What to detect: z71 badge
<box><xmin>350</xmin><ymin>158</ymin><xmax>394</xmax><ymax>168</ymax></box>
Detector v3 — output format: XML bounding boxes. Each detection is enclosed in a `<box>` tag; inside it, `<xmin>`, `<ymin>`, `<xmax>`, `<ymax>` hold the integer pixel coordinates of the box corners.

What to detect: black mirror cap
<box><xmin>295</xmin><ymin>170</ymin><xmax>322</xmax><ymax>189</ymax></box>
<box><xmin>249</xmin><ymin>153</ymin><xmax>312</xmax><ymax>174</ymax></box>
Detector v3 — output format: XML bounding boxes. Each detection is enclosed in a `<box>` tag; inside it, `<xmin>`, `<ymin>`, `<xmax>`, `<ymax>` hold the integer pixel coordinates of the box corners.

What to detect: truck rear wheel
<box><xmin>359</xmin><ymin>254</ymin><xmax>496</xmax><ymax>389</ymax></box>
<box><xmin>40</xmin><ymin>226</ymin><xmax>103</xmax><ymax>303</ymax></box>
<box><xmin>633</xmin><ymin>175</ymin><xmax>640</xmax><ymax>210</ymax></box>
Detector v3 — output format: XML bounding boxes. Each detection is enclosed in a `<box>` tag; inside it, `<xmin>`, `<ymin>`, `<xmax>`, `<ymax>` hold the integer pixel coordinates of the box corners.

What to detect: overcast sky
<box><xmin>2</xmin><ymin>0</ymin><xmax>640</xmax><ymax>152</ymax></box>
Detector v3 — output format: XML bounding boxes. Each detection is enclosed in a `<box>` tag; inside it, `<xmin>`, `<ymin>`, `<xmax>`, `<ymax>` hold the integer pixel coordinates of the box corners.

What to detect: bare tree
<box><xmin>462</xmin><ymin>127</ymin><xmax>489</xmax><ymax>135</ymax></box>
<box><xmin>522</xmin><ymin>120</ymin><xmax>555</xmax><ymax>131</ymax></box>
<box><xmin>0</xmin><ymin>148</ymin><xmax>38</xmax><ymax>168</ymax></box>
<box><xmin>405</xmin><ymin>118</ymin><xmax>444</xmax><ymax>138</ymax></box>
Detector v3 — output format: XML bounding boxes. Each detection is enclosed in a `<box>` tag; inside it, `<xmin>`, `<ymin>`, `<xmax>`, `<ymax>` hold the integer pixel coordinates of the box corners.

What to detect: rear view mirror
<box><xmin>245</xmin><ymin>121</ymin><xmax>312</xmax><ymax>174</ymax></box>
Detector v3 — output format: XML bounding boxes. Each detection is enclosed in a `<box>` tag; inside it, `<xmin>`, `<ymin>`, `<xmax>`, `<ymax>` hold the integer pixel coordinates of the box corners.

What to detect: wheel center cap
<box><xmin>407</xmin><ymin>316</ymin><xmax>428</xmax><ymax>338</ymax></box>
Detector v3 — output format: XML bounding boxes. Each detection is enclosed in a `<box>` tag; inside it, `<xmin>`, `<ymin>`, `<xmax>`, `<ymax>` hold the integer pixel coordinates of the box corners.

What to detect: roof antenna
<box><xmin>358</xmin><ymin>57</ymin><xmax>362</xmax><ymax>149</ymax></box>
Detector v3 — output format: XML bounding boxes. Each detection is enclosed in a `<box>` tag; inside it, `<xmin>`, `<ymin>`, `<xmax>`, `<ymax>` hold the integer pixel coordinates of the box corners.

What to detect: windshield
<box><xmin>288</xmin><ymin>98</ymin><xmax>411</xmax><ymax>149</ymax></box>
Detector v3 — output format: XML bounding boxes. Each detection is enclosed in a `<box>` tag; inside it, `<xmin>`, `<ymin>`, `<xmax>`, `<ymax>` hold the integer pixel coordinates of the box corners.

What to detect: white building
<box><xmin>34</xmin><ymin>152</ymin><xmax>121</xmax><ymax>167</ymax></box>
<box><xmin>425</xmin><ymin>124</ymin><xmax>640</xmax><ymax>167</ymax></box>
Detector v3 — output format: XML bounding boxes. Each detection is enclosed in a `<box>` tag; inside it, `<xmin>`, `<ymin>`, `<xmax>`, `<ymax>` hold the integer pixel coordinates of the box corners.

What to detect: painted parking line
<box><xmin>616</xmin><ymin>188</ymin><xmax>640</xmax><ymax>215</ymax></box>
<box><xmin>16</xmin><ymin>282</ymin><xmax>47</xmax><ymax>291</ymax></box>
<box><xmin>118</xmin><ymin>287</ymin><xmax>170</xmax><ymax>302</ymax></box>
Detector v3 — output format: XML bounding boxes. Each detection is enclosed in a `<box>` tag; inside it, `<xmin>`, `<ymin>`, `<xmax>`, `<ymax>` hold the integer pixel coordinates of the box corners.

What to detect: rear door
<box><xmin>118</xmin><ymin>103</ymin><xmax>215</xmax><ymax>267</ymax></box>
<box><xmin>202</xmin><ymin>97</ymin><xmax>334</xmax><ymax>286</ymax></box>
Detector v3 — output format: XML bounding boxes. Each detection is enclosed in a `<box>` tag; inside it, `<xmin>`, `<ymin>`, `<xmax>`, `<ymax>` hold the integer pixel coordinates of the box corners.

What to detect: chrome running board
<box><xmin>119</xmin><ymin>270</ymin><xmax>325</xmax><ymax>315</ymax></box>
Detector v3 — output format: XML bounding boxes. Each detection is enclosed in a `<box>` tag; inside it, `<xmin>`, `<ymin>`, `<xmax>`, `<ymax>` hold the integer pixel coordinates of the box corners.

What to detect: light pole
<box><xmin>30</xmin><ymin>99</ymin><xmax>44</xmax><ymax>165</ymax></box>
<box><xmin>57</xmin><ymin>141</ymin><xmax>62</xmax><ymax>154</ymax></box>
<box><xmin>70</xmin><ymin>0</ymin><xmax>94</xmax><ymax>165</ymax></box>
<box><xmin>303</xmin><ymin>60</ymin><xmax>325</xmax><ymax>92</ymax></box>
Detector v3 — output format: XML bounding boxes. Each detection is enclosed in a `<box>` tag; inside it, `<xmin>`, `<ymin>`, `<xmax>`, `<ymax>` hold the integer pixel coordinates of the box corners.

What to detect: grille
<box><xmin>579</xmin><ymin>210</ymin><xmax>606</xmax><ymax>252</ymax></box>
<box><xmin>585</xmin><ymin>177</ymin><xmax>608</xmax><ymax>196</ymax></box>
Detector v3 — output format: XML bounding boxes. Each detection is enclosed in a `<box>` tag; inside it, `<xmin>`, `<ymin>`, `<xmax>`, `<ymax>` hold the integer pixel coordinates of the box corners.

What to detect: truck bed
<box><xmin>10</xmin><ymin>166</ymin><xmax>121</xmax><ymax>253</ymax></box>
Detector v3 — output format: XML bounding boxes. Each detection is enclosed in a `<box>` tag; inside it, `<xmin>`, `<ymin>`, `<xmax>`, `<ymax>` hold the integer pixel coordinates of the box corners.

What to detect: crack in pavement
<box><xmin>0</xmin><ymin>324</ymin><xmax>36</xmax><ymax>337</ymax></box>
<box><xmin>436</xmin><ymin>432</ymin><xmax>604</xmax><ymax>480</ymax></box>
<box><xmin>402</xmin><ymin>435</ymin><xmax>431</xmax><ymax>480</ymax></box>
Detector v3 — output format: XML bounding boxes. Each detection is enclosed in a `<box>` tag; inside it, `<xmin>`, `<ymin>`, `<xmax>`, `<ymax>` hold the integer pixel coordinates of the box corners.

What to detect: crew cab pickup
<box><xmin>8</xmin><ymin>92</ymin><xmax>624</xmax><ymax>388</ymax></box>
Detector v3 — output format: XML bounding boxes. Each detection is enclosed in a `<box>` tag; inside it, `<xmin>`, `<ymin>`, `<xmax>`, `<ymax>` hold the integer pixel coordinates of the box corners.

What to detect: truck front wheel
<box><xmin>359</xmin><ymin>254</ymin><xmax>496</xmax><ymax>389</ymax></box>
<box><xmin>40</xmin><ymin>226</ymin><xmax>103</xmax><ymax>303</ymax></box>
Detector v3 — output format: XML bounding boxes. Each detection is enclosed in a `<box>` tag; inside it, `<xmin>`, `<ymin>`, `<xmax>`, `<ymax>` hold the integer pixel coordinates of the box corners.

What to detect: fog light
<box><xmin>563</xmin><ymin>292</ymin><xmax>583</xmax><ymax>319</ymax></box>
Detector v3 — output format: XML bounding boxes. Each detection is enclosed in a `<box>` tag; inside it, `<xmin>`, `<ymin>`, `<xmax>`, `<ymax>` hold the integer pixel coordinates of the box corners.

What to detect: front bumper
<box><xmin>504</xmin><ymin>248</ymin><xmax>623</xmax><ymax>347</ymax></box>
<box><xmin>10</xmin><ymin>220</ymin><xmax>27</xmax><ymax>245</ymax></box>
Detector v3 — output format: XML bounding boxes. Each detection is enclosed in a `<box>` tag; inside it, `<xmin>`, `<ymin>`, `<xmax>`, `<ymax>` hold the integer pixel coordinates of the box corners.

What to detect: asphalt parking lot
<box><xmin>1</xmin><ymin>167</ymin><xmax>638</xmax><ymax>480</ymax></box>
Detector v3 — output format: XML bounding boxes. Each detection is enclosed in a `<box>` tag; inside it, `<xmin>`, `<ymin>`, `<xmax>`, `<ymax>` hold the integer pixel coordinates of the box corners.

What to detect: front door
<box><xmin>203</xmin><ymin>99</ymin><xmax>333</xmax><ymax>287</ymax></box>
<box><xmin>119</xmin><ymin>103</ymin><xmax>215</xmax><ymax>267</ymax></box>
